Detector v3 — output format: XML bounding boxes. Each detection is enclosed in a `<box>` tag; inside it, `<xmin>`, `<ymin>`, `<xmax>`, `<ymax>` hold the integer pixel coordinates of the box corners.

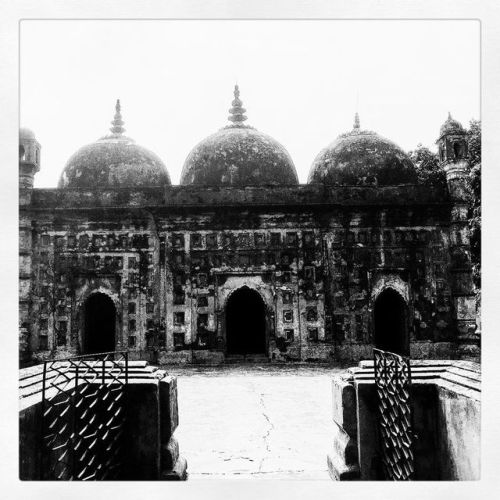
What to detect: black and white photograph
<box><xmin>2</xmin><ymin>1</ymin><xmax>498</xmax><ymax>498</ymax></box>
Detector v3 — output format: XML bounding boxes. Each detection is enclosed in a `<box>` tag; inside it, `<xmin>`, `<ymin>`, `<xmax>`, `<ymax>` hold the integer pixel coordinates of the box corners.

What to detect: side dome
<box><xmin>180</xmin><ymin>86</ymin><xmax>298</xmax><ymax>186</ymax></box>
<box><xmin>308</xmin><ymin>113</ymin><xmax>417</xmax><ymax>186</ymax></box>
<box><xmin>58</xmin><ymin>100</ymin><xmax>170</xmax><ymax>189</ymax></box>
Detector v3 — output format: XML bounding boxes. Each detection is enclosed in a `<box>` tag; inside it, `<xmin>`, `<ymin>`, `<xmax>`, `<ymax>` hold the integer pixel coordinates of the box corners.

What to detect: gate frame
<box><xmin>373</xmin><ymin>347</ymin><xmax>414</xmax><ymax>480</ymax></box>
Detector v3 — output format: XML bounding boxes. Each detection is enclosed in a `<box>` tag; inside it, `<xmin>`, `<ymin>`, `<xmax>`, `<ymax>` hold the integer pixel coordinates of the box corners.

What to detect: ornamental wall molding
<box><xmin>370</xmin><ymin>273</ymin><xmax>409</xmax><ymax>305</ymax></box>
<box><xmin>218</xmin><ymin>276</ymin><xmax>274</xmax><ymax>312</ymax></box>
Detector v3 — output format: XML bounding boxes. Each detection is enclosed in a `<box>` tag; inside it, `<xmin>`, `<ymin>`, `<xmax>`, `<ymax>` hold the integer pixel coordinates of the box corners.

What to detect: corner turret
<box><xmin>19</xmin><ymin>127</ymin><xmax>41</xmax><ymax>190</ymax></box>
<box><xmin>437</xmin><ymin>113</ymin><xmax>478</xmax><ymax>359</ymax></box>
<box><xmin>437</xmin><ymin>112</ymin><xmax>469</xmax><ymax>201</ymax></box>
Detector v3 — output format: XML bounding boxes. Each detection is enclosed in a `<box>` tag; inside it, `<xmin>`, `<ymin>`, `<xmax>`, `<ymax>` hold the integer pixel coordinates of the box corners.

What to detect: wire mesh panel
<box><xmin>40</xmin><ymin>351</ymin><xmax>128</xmax><ymax>480</ymax></box>
<box><xmin>373</xmin><ymin>348</ymin><xmax>414</xmax><ymax>480</ymax></box>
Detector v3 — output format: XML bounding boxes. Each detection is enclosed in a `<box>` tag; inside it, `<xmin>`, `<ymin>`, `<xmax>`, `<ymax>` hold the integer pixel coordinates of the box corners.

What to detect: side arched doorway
<box><xmin>82</xmin><ymin>293</ymin><xmax>116</xmax><ymax>354</ymax></box>
<box><xmin>226</xmin><ymin>287</ymin><xmax>266</xmax><ymax>355</ymax></box>
<box><xmin>373</xmin><ymin>288</ymin><xmax>409</xmax><ymax>356</ymax></box>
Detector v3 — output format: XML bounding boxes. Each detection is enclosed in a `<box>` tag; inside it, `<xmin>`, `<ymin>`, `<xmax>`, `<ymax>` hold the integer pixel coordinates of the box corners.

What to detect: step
<box><xmin>225</xmin><ymin>354</ymin><xmax>270</xmax><ymax>364</ymax></box>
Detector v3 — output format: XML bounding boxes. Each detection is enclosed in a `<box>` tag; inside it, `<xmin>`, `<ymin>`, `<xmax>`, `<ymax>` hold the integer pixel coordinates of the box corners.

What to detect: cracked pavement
<box><xmin>171</xmin><ymin>365</ymin><xmax>343</xmax><ymax>480</ymax></box>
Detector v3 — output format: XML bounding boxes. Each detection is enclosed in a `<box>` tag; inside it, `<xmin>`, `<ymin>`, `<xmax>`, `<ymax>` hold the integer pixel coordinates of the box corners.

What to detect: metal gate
<box><xmin>40</xmin><ymin>351</ymin><xmax>128</xmax><ymax>480</ymax></box>
<box><xmin>373</xmin><ymin>348</ymin><xmax>414</xmax><ymax>480</ymax></box>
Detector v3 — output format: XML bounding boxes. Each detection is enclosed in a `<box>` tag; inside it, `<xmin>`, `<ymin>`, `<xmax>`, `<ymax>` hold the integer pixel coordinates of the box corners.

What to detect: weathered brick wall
<box><xmin>160</xmin><ymin>220</ymin><xmax>326</xmax><ymax>362</ymax></box>
<box><xmin>324</xmin><ymin>212</ymin><xmax>457</xmax><ymax>361</ymax></box>
<box><xmin>21</xmin><ymin>184</ymin><xmax>467</xmax><ymax>364</ymax></box>
<box><xmin>26</xmin><ymin>210</ymin><xmax>160</xmax><ymax>362</ymax></box>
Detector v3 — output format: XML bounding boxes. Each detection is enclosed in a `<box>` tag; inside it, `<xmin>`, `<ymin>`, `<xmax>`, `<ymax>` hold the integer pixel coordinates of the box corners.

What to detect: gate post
<box><xmin>327</xmin><ymin>372</ymin><xmax>360</xmax><ymax>480</ymax></box>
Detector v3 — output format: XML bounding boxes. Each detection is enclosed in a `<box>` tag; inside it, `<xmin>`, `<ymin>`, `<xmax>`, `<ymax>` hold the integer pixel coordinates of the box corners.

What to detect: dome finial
<box><xmin>353</xmin><ymin>112</ymin><xmax>360</xmax><ymax>130</ymax></box>
<box><xmin>110</xmin><ymin>99</ymin><xmax>125</xmax><ymax>135</ymax></box>
<box><xmin>228</xmin><ymin>84</ymin><xmax>247</xmax><ymax>124</ymax></box>
<box><xmin>448</xmin><ymin>111</ymin><xmax>452</xmax><ymax>120</ymax></box>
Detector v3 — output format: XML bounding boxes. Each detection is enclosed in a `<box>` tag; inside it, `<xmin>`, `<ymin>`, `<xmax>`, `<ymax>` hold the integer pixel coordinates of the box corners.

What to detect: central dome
<box><xmin>180</xmin><ymin>86</ymin><xmax>298</xmax><ymax>186</ymax></box>
<box><xmin>308</xmin><ymin>114</ymin><xmax>417</xmax><ymax>186</ymax></box>
<box><xmin>58</xmin><ymin>100</ymin><xmax>170</xmax><ymax>189</ymax></box>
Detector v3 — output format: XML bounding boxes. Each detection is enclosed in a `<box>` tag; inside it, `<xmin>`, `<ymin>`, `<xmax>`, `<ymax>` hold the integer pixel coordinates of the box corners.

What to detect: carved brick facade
<box><xmin>18</xmin><ymin>181</ymin><xmax>478</xmax><ymax>365</ymax></box>
<box><xmin>18</xmin><ymin>105</ymin><xmax>479</xmax><ymax>365</ymax></box>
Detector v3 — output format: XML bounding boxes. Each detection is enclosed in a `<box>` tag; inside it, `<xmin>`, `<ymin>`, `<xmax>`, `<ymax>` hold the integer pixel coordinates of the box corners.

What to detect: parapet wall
<box><xmin>19</xmin><ymin>361</ymin><xmax>187</xmax><ymax>480</ymax></box>
<box><xmin>328</xmin><ymin>360</ymin><xmax>480</xmax><ymax>480</ymax></box>
<box><xmin>29</xmin><ymin>183</ymin><xmax>448</xmax><ymax>210</ymax></box>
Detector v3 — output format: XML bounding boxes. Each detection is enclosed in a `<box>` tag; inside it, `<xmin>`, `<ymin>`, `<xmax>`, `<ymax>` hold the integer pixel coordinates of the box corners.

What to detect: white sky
<box><xmin>20</xmin><ymin>20</ymin><xmax>480</xmax><ymax>188</ymax></box>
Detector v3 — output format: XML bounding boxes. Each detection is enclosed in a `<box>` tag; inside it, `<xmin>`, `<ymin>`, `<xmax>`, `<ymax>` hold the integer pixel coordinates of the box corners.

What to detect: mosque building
<box><xmin>18</xmin><ymin>86</ymin><xmax>478</xmax><ymax>365</ymax></box>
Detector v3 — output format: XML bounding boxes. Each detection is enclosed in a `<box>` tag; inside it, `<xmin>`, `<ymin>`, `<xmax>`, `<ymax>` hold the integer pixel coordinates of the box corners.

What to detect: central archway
<box><xmin>226</xmin><ymin>287</ymin><xmax>266</xmax><ymax>355</ymax></box>
<box><xmin>83</xmin><ymin>292</ymin><xmax>116</xmax><ymax>354</ymax></box>
<box><xmin>374</xmin><ymin>288</ymin><xmax>409</xmax><ymax>356</ymax></box>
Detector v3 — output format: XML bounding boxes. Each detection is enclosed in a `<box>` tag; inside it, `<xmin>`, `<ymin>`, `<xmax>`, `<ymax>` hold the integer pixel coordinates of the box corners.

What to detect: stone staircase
<box><xmin>224</xmin><ymin>353</ymin><xmax>270</xmax><ymax>364</ymax></box>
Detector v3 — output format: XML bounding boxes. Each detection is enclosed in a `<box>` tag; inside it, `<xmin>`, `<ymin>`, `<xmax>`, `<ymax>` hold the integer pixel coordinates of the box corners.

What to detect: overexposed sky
<box><xmin>20</xmin><ymin>20</ymin><xmax>480</xmax><ymax>187</ymax></box>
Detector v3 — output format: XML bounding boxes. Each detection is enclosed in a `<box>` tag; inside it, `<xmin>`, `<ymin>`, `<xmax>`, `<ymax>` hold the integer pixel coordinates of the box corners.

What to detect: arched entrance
<box><xmin>374</xmin><ymin>288</ymin><xmax>409</xmax><ymax>356</ymax></box>
<box><xmin>83</xmin><ymin>293</ymin><xmax>116</xmax><ymax>354</ymax></box>
<box><xmin>226</xmin><ymin>287</ymin><xmax>266</xmax><ymax>355</ymax></box>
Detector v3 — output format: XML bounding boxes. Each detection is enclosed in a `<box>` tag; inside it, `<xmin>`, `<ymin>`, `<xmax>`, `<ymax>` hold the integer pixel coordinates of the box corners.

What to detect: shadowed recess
<box><xmin>83</xmin><ymin>292</ymin><xmax>116</xmax><ymax>354</ymax></box>
<box><xmin>374</xmin><ymin>288</ymin><xmax>409</xmax><ymax>356</ymax></box>
<box><xmin>226</xmin><ymin>287</ymin><xmax>266</xmax><ymax>355</ymax></box>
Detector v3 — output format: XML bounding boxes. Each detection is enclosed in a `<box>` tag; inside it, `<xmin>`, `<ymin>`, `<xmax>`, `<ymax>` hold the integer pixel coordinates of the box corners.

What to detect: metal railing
<box><xmin>373</xmin><ymin>348</ymin><xmax>414</xmax><ymax>480</ymax></box>
<box><xmin>40</xmin><ymin>351</ymin><xmax>128</xmax><ymax>480</ymax></box>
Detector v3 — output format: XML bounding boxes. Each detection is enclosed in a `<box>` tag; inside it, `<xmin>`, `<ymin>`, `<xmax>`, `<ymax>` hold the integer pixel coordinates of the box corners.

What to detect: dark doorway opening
<box><xmin>374</xmin><ymin>288</ymin><xmax>409</xmax><ymax>356</ymax></box>
<box><xmin>83</xmin><ymin>293</ymin><xmax>116</xmax><ymax>354</ymax></box>
<box><xmin>226</xmin><ymin>287</ymin><xmax>266</xmax><ymax>355</ymax></box>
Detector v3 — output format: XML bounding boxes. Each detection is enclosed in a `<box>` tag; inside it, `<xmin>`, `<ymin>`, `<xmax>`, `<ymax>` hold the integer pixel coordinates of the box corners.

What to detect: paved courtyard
<box><xmin>170</xmin><ymin>365</ymin><xmax>344</xmax><ymax>480</ymax></box>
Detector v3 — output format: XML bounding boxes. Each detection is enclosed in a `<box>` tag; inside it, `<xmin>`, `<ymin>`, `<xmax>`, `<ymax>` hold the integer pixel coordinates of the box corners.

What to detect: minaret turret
<box><xmin>19</xmin><ymin>127</ymin><xmax>41</xmax><ymax>191</ymax></box>
<box><xmin>437</xmin><ymin>113</ymin><xmax>478</xmax><ymax>359</ymax></box>
<box><xmin>19</xmin><ymin>127</ymin><xmax>41</xmax><ymax>364</ymax></box>
<box><xmin>437</xmin><ymin>112</ymin><xmax>469</xmax><ymax>201</ymax></box>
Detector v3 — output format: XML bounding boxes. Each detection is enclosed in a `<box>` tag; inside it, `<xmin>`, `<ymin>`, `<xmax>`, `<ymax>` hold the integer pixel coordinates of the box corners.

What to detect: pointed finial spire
<box><xmin>354</xmin><ymin>112</ymin><xmax>360</xmax><ymax>130</ymax></box>
<box><xmin>110</xmin><ymin>99</ymin><xmax>125</xmax><ymax>135</ymax></box>
<box><xmin>448</xmin><ymin>111</ymin><xmax>452</xmax><ymax>120</ymax></box>
<box><xmin>228</xmin><ymin>84</ymin><xmax>247</xmax><ymax>124</ymax></box>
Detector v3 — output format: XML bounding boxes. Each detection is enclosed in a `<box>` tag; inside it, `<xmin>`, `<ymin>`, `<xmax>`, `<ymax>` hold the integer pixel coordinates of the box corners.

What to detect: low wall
<box><xmin>436</xmin><ymin>381</ymin><xmax>481</xmax><ymax>479</ymax></box>
<box><xmin>19</xmin><ymin>361</ymin><xmax>187</xmax><ymax>480</ymax></box>
<box><xmin>328</xmin><ymin>360</ymin><xmax>480</xmax><ymax>480</ymax></box>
